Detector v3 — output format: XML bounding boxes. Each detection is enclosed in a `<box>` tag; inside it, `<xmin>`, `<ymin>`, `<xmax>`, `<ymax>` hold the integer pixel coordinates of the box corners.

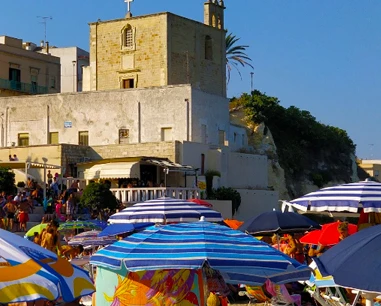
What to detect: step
<box><xmin>28</xmin><ymin>213</ymin><xmax>43</xmax><ymax>223</ymax></box>
<box><xmin>33</xmin><ymin>206</ymin><xmax>45</xmax><ymax>215</ymax></box>
<box><xmin>26</xmin><ymin>221</ymin><xmax>40</xmax><ymax>231</ymax></box>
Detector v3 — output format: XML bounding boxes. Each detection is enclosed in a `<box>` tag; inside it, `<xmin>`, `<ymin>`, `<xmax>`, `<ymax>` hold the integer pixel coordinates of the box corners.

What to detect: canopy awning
<box><xmin>141</xmin><ymin>158</ymin><xmax>195</xmax><ymax>173</ymax></box>
<box><xmin>84</xmin><ymin>162</ymin><xmax>140</xmax><ymax>180</ymax></box>
<box><xmin>0</xmin><ymin>161</ymin><xmax>61</xmax><ymax>169</ymax></box>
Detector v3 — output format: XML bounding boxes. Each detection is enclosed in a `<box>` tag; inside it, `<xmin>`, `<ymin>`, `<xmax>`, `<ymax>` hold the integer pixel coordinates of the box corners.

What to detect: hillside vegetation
<box><xmin>230</xmin><ymin>90</ymin><xmax>357</xmax><ymax>198</ymax></box>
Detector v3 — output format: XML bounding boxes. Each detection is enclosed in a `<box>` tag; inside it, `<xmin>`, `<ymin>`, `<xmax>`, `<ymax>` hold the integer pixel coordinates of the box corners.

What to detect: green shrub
<box><xmin>208</xmin><ymin>187</ymin><xmax>241</xmax><ymax>216</ymax></box>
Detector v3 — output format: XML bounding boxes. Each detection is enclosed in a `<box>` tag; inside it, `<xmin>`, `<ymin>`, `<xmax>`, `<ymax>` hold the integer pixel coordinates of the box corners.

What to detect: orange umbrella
<box><xmin>300</xmin><ymin>221</ymin><xmax>357</xmax><ymax>246</ymax></box>
<box><xmin>188</xmin><ymin>199</ymin><xmax>213</xmax><ymax>208</ymax></box>
<box><xmin>224</xmin><ymin>219</ymin><xmax>244</xmax><ymax>230</ymax></box>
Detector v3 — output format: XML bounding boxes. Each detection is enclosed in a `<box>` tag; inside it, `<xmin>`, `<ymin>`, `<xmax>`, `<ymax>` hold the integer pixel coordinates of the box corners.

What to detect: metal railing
<box><xmin>0</xmin><ymin>78</ymin><xmax>48</xmax><ymax>95</ymax></box>
<box><xmin>110</xmin><ymin>187</ymin><xmax>200</xmax><ymax>204</ymax></box>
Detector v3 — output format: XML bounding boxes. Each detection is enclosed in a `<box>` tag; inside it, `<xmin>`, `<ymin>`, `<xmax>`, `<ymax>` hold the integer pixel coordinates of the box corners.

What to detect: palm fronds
<box><xmin>226</xmin><ymin>33</ymin><xmax>254</xmax><ymax>83</ymax></box>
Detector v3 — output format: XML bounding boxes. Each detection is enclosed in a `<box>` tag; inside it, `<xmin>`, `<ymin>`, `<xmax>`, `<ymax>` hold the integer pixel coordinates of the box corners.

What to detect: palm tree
<box><xmin>226</xmin><ymin>32</ymin><xmax>254</xmax><ymax>83</ymax></box>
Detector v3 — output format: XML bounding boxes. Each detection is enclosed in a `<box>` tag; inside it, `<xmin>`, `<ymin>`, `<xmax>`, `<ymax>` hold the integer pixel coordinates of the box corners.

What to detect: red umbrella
<box><xmin>188</xmin><ymin>199</ymin><xmax>213</xmax><ymax>208</ymax></box>
<box><xmin>300</xmin><ymin>221</ymin><xmax>358</xmax><ymax>246</ymax></box>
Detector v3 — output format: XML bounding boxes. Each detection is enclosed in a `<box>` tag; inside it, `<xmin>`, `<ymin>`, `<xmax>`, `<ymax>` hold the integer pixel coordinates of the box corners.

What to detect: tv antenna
<box><xmin>37</xmin><ymin>16</ymin><xmax>52</xmax><ymax>43</ymax></box>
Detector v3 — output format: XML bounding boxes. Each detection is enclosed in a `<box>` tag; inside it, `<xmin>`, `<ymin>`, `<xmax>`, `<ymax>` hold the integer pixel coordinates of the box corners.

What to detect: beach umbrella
<box><xmin>68</xmin><ymin>230</ymin><xmax>117</xmax><ymax>246</ymax></box>
<box><xmin>188</xmin><ymin>198</ymin><xmax>213</xmax><ymax>207</ymax></box>
<box><xmin>87</xmin><ymin>219</ymin><xmax>108</xmax><ymax>230</ymax></box>
<box><xmin>238</xmin><ymin>211</ymin><xmax>321</xmax><ymax>235</ymax></box>
<box><xmin>25</xmin><ymin>223</ymin><xmax>49</xmax><ymax>238</ymax></box>
<box><xmin>300</xmin><ymin>221</ymin><xmax>358</xmax><ymax>246</ymax></box>
<box><xmin>314</xmin><ymin>224</ymin><xmax>381</xmax><ymax>294</ymax></box>
<box><xmin>98</xmin><ymin>222</ymin><xmax>154</xmax><ymax>237</ymax></box>
<box><xmin>108</xmin><ymin>197</ymin><xmax>223</xmax><ymax>224</ymax></box>
<box><xmin>0</xmin><ymin>229</ymin><xmax>94</xmax><ymax>304</ymax></box>
<box><xmin>224</xmin><ymin>219</ymin><xmax>244</xmax><ymax>230</ymax></box>
<box><xmin>58</xmin><ymin>221</ymin><xmax>103</xmax><ymax>232</ymax></box>
<box><xmin>90</xmin><ymin>220</ymin><xmax>311</xmax><ymax>285</ymax></box>
<box><xmin>289</xmin><ymin>180</ymin><xmax>381</xmax><ymax>213</ymax></box>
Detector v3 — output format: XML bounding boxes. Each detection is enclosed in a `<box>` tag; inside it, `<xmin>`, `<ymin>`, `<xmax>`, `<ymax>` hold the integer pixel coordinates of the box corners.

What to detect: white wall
<box><xmin>234</xmin><ymin>189</ymin><xmax>279</xmax><ymax>221</ymax></box>
<box><xmin>0</xmin><ymin>85</ymin><xmax>232</xmax><ymax>148</ymax></box>
<box><xmin>228</xmin><ymin>153</ymin><xmax>268</xmax><ymax>189</ymax></box>
<box><xmin>229</xmin><ymin>124</ymin><xmax>249</xmax><ymax>152</ymax></box>
<box><xmin>47</xmin><ymin>47</ymin><xmax>89</xmax><ymax>93</ymax></box>
<box><xmin>190</xmin><ymin>88</ymin><xmax>230</xmax><ymax>145</ymax></box>
<box><xmin>207</xmin><ymin>200</ymin><xmax>232</xmax><ymax>219</ymax></box>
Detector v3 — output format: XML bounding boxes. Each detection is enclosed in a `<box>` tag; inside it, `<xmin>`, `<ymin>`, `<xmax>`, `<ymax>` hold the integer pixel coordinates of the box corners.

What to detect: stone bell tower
<box><xmin>204</xmin><ymin>0</ymin><xmax>225</xmax><ymax>30</ymax></box>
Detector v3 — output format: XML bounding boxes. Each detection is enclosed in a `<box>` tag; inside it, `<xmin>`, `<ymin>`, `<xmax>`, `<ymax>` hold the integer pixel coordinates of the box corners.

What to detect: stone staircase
<box><xmin>13</xmin><ymin>206</ymin><xmax>45</xmax><ymax>237</ymax></box>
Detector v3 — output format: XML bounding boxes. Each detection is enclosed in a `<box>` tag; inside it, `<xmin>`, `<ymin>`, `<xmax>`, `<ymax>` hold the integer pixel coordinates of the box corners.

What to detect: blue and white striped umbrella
<box><xmin>90</xmin><ymin>221</ymin><xmax>311</xmax><ymax>285</ymax></box>
<box><xmin>289</xmin><ymin>180</ymin><xmax>381</xmax><ymax>213</ymax></box>
<box><xmin>109</xmin><ymin>197</ymin><xmax>223</xmax><ymax>224</ymax></box>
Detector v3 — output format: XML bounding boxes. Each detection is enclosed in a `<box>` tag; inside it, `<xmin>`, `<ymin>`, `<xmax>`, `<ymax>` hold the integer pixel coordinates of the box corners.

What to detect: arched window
<box><xmin>122</xmin><ymin>24</ymin><xmax>134</xmax><ymax>48</ymax></box>
<box><xmin>217</xmin><ymin>15</ymin><xmax>222</xmax><ymax>29</ymax></box>
<box><xmin>205</xmin><ymin>36</ymin><xmax>213</xmax><ymax>60</ymax></box>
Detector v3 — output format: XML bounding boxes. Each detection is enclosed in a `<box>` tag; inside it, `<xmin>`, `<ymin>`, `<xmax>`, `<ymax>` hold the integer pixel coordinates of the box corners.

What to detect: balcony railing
<box><xmin>0</xmin><ymin>78</ymin><xmax>48</xmax><ymax>95</ymax></box>
<box><xmin>110</xmin><ymin>187</ymin><xmax>200</xmax><ymax>204</ymax></box>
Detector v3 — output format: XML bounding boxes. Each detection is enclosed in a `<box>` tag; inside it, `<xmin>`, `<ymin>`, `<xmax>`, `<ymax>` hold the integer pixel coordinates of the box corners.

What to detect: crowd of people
<box><xmin>265</xmin><ymin>221</ymin><xmax>350</xmax><ymax>265</ymax></box>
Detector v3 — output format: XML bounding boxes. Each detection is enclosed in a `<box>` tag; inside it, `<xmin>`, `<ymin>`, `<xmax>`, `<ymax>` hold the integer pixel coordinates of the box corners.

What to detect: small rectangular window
<box><xmin>79</xmin><ymin>131</ymin><xmax>89</xmax><ymax>146</ymax></box>
<box><xmin>218</xmin><ymin>130</ymin><xmax>225</xmax><ymax>146</ymax></box>
<box><xmin>49</xmin><ymin>132</ymin><xmax>59</xmax><ymax>144</ymax></box>
<box><xmin>18</xmin><ymin>133</ymin><xmax>29</xmax><ymax>146</ymax></box>
<box><xmin>161</xmin><ymin>128</ymin><xmax>172</xmax><ymax>141</ymax></box>
<box><xmin>122</xmin><ymin>78</ymin><xmax>134</xmax><ymax>89</ymax></box>
<box><xmin>119</xmin><ymin>129</ymin><xmax>130</xmax><ymax>144</ymax></box>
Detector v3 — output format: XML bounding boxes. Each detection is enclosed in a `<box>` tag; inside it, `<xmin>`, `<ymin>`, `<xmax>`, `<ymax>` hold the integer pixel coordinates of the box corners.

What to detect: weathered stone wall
<box><xmin>89</xmin><ymin>13</ymin><xmax>168</xmax><ymax>91</ymax></box>
<box><xmin>167</xmin><ymin>14</ymin><xmax>226</xmax><ymax>96</ymax></box>
<box><xmin>87</xmin><ymin>141</ymin><xmax>178</xmax><ymax>161</ymax></box>
<box><xmin>87</xmin><ymin>12</ymin><xmax>226</xmax><ymax>97</ymax></box>
<box><xmin>0</xmin><ymin>85</ymin><xmax>231</xmax><ymax>149</ymax></box>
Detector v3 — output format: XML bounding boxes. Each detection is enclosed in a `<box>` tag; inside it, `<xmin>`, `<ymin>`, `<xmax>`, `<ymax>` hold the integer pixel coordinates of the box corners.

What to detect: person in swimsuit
<box><xmin>3</xmin><ymin>201</ymin><xmax>16</xmax><ymax>231</ymax></box>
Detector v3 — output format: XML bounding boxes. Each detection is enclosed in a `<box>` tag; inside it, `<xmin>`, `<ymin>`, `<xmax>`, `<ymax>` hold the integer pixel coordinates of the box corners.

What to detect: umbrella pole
<box><xmin>277</xmin><ymin>234</ymin><xmax>280</xmax><ymax>250</ymax></box>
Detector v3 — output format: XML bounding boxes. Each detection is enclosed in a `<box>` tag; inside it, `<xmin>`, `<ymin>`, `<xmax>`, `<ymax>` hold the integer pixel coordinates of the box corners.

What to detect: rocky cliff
<box><xmin>230</xmin><ymin>105</ymin><xmax>359</xmax><ymax>202</ymax></box>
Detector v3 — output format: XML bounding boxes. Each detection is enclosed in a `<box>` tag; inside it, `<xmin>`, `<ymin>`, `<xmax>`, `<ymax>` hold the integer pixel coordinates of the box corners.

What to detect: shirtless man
<box><xmin>3</xmin><ymin>201</ymin><xmax>16</xmax><ymax>231</ymax></box>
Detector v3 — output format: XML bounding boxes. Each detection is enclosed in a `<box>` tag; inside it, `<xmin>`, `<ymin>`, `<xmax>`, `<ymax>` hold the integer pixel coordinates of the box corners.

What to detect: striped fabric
<box><xmin>109</xmin><ymin>197</ymin><xmax>223</xmax><ymax>224</ymax></box>
<box><xmin>290</xmin><ymin>181</ymin><xmax>381</xmax><ymax>213</ymax></box>
<box><xmin>90</xmin><ymin>221</ymin><xmax>311</xmax><ymax>285</ymax></box>
<box><xmin>68</xmin><ymin>230</ymin><xmax>116</xmax><ymax>246</ymax></box>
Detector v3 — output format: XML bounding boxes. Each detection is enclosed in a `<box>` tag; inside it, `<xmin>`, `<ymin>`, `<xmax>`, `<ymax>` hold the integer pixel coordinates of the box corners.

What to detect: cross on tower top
<box><xmin>124</xmin><ymin>0</ymin><xmax>134</xmax><ymax>17</ymax></box>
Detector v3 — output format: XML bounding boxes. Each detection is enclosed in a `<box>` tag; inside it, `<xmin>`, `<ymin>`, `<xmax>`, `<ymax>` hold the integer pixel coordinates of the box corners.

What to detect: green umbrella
<box><xmin>58</xmin><ymin>221</ymin><xmax>102</xmax><ymax>232</ymax></box>
<box><xmin>25</xmin><ymin>223</ymin><xmax>49</xmax><ymax>237</ymax></box>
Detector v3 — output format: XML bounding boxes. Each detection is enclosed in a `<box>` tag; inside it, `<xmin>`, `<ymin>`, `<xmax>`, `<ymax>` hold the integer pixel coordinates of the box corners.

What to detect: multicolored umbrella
<box><xmin>289</xmin><ymin>180</ymin><xmax>381</xmax><ymax>213</ymax></box>
<box><xmin>300</xmin><ymin>221</ymin><xmax>358</xmax><ymax>246</ymax></box>
<box><xmin>0</xmin><ymin>229</ymin><xmax>95</xmax><ymax>303</ymax></box>
<box><xmin>58</xmin><ymin>221</ymin><xmax>102</xmax><ymax>232</ymax></box>
<box><xmin>109</xmin><ymin>197</ymin><xmax>223</xmax><ymax>224</ymax></box>
<box><xmin>187</xmin><ymin>198</ymin><xmax>213</xmax><ymax>208</ymax></box>
<box><xmin>68</xmin><ymin>230</ymin><xmax>117</xmax><ymax>246</ymax></box>
<box><xmin>91</xmin><ymin>220</ymin><xmax>311</xmax><ymax>285</ymax></box>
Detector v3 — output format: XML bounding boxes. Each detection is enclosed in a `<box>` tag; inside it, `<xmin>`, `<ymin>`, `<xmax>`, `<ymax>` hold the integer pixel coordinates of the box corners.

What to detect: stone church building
<box><xmin>0</xmin><ymin>1</ymin><xmax>277</xmax><ymax>219</ymax></box>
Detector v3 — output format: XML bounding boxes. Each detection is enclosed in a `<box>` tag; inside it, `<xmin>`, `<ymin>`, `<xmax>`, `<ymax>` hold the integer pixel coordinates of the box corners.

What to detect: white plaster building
<box><xmin>0</xmin><ymin>1</ymin><xmax>278</xmax><ymax>219</ymax></box>
<box><xmin>38</xmin><ymin>46</ymin><xmax>89</xmax><ymax>92</ymax></box>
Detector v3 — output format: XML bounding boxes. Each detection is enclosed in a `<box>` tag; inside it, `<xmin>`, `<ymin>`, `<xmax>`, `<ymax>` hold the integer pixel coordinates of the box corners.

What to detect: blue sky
<box><xmin>1</xmin><ymin>1</ymin><xmax>380</xmax><ymax>159</ymax></box>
